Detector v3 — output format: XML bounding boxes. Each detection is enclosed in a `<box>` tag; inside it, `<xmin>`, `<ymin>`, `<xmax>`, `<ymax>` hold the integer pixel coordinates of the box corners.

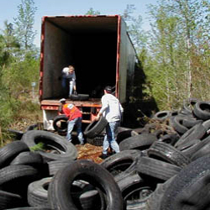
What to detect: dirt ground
<box><xmin>76</xmin><ymin>143</ymin><xmax>103</xmax><ymax>164</ymax></box>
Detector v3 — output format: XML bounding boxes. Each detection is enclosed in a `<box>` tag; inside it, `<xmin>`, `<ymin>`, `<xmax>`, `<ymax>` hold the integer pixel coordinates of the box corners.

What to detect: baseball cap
<box><xmin>105</xmin><ymin>86</ymin><xmax>112</xmax><ymax>92</ymax></box>
<box><xmin>59</xmin><ymin>98</ymin><xmax>66</xmax><ymax>103</ymax></box>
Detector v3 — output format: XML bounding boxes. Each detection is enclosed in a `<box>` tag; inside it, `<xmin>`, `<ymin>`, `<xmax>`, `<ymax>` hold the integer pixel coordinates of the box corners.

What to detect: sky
<box><xmin>0</xmin><ymin>0</ymin><xmax>158</xmax><ymax>47</ymax></box>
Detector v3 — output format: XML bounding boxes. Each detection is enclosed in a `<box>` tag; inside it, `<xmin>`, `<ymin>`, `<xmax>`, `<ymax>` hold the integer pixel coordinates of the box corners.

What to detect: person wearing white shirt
<box><xmin>96</xmin><ymin>86</ymin><xmax>123</xmax><ymax>159</ymax></box>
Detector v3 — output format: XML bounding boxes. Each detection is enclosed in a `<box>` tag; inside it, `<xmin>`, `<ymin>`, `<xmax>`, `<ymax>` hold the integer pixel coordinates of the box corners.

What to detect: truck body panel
<box><xmin>39</xmin><ymin>15</ymin><xmax>137</xmax><ymax>129</ymax></box>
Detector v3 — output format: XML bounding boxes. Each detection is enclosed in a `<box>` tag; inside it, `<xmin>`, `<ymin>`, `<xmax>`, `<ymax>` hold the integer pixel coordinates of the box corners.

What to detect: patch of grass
<box><xmin>30</xmin><ymin>142</ymin><xmax>45</xmax><ymax>151</ymax></box>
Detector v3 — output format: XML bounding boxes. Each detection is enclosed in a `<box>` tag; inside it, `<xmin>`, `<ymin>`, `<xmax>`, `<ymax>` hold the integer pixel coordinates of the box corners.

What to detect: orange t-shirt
<box><xmin>63</xmin><ymin>104</ymin><xmax>82</xmax><ymax>121</ymax></box>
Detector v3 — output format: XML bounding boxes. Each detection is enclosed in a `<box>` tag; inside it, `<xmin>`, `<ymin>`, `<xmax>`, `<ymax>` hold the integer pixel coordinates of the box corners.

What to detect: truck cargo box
<box><xmin>39</xmin><ymin>15</ymin><xmax>138</xmax><ymax>130</ymax></box>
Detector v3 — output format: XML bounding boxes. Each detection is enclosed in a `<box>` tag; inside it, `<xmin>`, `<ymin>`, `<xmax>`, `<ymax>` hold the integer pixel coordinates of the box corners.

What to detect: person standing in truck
<box><xmin>62</xmin><ymin>65</ymin><xmax>77</xmax><ymax>97</ymax></box>
<box><xmin>60</xmin><ymin>101</ymin><xmax>84</xmax><ymax>145</ymax></box>
<box><xmin>96</xmin><ymin>86</ymin><xmax>123</xmax><ymax>159</ymax></box>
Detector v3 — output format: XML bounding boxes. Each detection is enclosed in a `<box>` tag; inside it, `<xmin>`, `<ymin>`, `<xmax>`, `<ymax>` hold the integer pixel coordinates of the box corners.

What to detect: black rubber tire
<box><xmin>119</xmin><ymin>133</ymin><xmax>157</xmax><ymax>151</ymax></box>
<box><xmin>136</xmin><ymin>156</ymin><xmax>181</xmax><ymax>181</ymax></box>
<box><xmin>84</xmin><ymin>116</ymin><xmax>107</xmax><ymax>138</ymax></box>
<box><xmin>27</xmin><ymin>177</ymin><xmax>51</xmax><ymax>208</ymax></box>
<box><xmin>153</xmin><ymin>111</ymin><xmax>171</xmax><ymax>121</ymax></box>
<box><xmin>10</xmin><ymin>151</ymin><xmax>43</xmax><ymax>167</ymax></box>
<box><xmin>48</xmin><ymin>159</ymin><xmax>124</xmax><ymax>210</ymax></box>
<box><xmin>86</xmin><ymin>133</ymin><xmax>105</xmax><ymax>146</ymax></box>
<box><xmin>69</xmin><ymin>94</ymin><xmax>89</xmax><ymax>101</ymax></box>
<box><xmin>174</xmin><ymin>123</ymin><xmax>206</xmax><ymax>149</ymax></box>
<box><xmin>47</xmin><ymin>159</ymin><xmax>75</xmax><ymax>176</ymax></box>
<box><xmin>193</xmin><ymin>101</ymin><xmax>210</xmax><ymax>120</ymax></box>
<box><xmin>21</xmin><ymin>130</ymin><xmax>78</xmax><ymax>162</ymax></box>
<box><xmin>116</xmin><ymin>127</ymin><xmax>138</xmax><ymax>144</ymax></box>
<box><xmin>160</xmin><ymin>156</ymin><xmax>210</xmax><ymax>210</ymax></box>
<box><xmin>158</xmin><ymin>133</ymin><xmax>180</xmax><ymax>146</ymax></box>
<box><xmin>117</xmin><ymin>173</ymin><xmax>154</xmax><ymax>210</ymax></box>
<box><xmin>0</xmin><ymin>165</ymin><xmax>40</xmax><ymax>197</ymax></box>
<box><xmin>147</xmin><ymin>141</ymin><xmax>191</xmax><ymax>167</ymax></box>
<box><xmin>0</xmin><ymin>190</ymin><xmax>23</xmax><ymax>209</ymax></box>
<box><xmin>53</xmin><ymin>115</ymin><xmax>68</xmax><ymax>134</ymax></box>
<box><xmin>0</xmin><ymin>141</ymin><xmax>29</xmax><ymax>169</ymax></box>
<box><xmin>100</xmin><ymin>150</ymin><xmax>142</xmax><ymax>177</ymax></box>
<box><xmin>182</xmin><ymin>118</ymin><xmax>203</xmax><ymax>128</ymax></box>
<box><xmin>145</xmin><ymin>176</ymin><xmax>175</xmax><ymax>210</ymax></box>
<box><xmin>169</xmin><ymin>116</ymin><xmax>188</xmax><ymax>134</ymax></box>
<box><xmin>191</xmin><ymin>140</ymin><xmax>210</xmax><ymax>161</ymax></box>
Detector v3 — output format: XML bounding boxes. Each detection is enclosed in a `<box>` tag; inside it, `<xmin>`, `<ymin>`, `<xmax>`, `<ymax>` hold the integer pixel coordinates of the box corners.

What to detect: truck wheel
<box><xmin>48</xmin><ymin>159</ymin><xmax>124</xmax><ymax>210</ymax></box>
<box><xmin>84</xmin><ymin>117</ymin><xmax>107</xmax><ymax>138</ymax></box>
<box><xmin>21</xmin><ymin>130</ymin><xmax>78</xmax><ymax>162</ymax></box>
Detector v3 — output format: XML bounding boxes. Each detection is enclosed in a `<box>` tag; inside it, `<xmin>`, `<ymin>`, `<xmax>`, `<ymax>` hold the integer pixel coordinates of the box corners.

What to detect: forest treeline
<box><xmin>0</xmin><ymin>0</ymin><xmax>209</xmax><ymax>139</ymax></box>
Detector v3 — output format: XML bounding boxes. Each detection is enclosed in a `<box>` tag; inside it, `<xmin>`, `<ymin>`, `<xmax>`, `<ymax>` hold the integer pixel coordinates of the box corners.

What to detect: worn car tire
<box><xmin>147</xmin><ymin>141</ymin><xmax>191</xmax><ymax>167</ymax></box>
<box><xmin>0</xmin><ymin>141</ymin><xmax>29</xmax><ymax>169</ymax></box>
<box><xmin>53</xmin><ymin>115</ymin><xmax>68</xmax><ymax>134</ymax></box>
<box><xmin>160</xmin><ymin>156</ymin><xmax>210</xmax><ymax>210</ymax></box>
<box><xmin>84</xmin><ymin>117</ymin><xmax>107</xmax><ymax>138</ymax></box>
<box><xmin>48</xmin><ymin>159</ymin><xmax>124</xmax><ymax>210</ymax></box>
<box><xmin>136</xmin><ymin>156</ymin><xmax>181</xmax><ymax>181</ymax></box>
<box><xmin>21</xmin><ymin>130</ymin><xmax>77</xmax><ymax>162</ymax></box>
<box><xmin>27</xmin><ymin>177</ymin><xmax>51</xmax><ymax>208</ymax></box>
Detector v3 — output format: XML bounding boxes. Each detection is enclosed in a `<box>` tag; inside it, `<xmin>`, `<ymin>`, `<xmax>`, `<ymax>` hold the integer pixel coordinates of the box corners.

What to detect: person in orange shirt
<box><xmin>59</xmin><ymin>99</ymin><xmax>84</xmax><ymax>145</ymax></box>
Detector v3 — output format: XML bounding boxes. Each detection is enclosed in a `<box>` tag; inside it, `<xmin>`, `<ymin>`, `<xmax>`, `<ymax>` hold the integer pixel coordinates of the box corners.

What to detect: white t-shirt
<box><xmin>99</xmin><ymin>93</ymin><xmax>123</xmax><ymax>122</ymax></box>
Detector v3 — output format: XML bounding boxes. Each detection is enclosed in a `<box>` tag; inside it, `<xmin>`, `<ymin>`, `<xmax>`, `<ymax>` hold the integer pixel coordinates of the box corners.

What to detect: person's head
<box><xmin>69</xmin><ymin>65</ymin><xmax>75</xmax><ymax>74</ymax></box>
<box><xmin>104</xmin><ymin>86</ymin><xmax>112</xmax><ymax>94</ymax></box>
<box><xmin>59</xmin><ymin>98</ymin><xmax>66</xmax><ymax>104</ymax></box>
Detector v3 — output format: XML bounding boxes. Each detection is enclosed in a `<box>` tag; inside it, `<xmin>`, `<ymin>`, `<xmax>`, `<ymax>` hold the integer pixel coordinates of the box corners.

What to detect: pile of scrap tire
<box><xmin>2</xmin><ymin>98</ymin><xmax>210</xmax><ymax>209</ymax></box>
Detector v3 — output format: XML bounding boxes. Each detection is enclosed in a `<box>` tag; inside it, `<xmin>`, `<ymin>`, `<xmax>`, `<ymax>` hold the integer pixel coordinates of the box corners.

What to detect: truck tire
<box><xmin>48</xmin><ymin>159</ymin><xmax>124</xmax><ymax>210</ymax></box>
<box><xmin>84</xmin><ymin>117</ymin><xmax>107</xmax><ymax>138</ymax></box>
<box><xmin>21</xmin><ymin>130</ymin><xmax>78</xmax><ymax>162</ymax></box>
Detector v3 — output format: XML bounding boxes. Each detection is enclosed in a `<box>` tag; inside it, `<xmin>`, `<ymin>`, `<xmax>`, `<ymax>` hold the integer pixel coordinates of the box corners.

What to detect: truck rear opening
<box><xmin>39</xmin><ymin>15</ymin><xmax>137</xmax><ymax>130</ymax></box>
<box><xmin>40</xmin><ymin>15</ymin><xmax>118</xmax><ymax>100</ymax></box>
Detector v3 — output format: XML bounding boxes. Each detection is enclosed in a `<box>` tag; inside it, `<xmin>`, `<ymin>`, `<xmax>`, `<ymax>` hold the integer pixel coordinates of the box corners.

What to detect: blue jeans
<box><xmin>62</xmin><ymin>78</ymin><xmax>74</xmax><ymax>96</ymax></box>
<box><xmin>66</xmin><ymin>117</ymin><xmax>84</xmax><ymax>144</ymax></box>
<box><xmin>103</xmin><ymin>121</ymin><xmax>120</xmax><ymax>155</ymax></box>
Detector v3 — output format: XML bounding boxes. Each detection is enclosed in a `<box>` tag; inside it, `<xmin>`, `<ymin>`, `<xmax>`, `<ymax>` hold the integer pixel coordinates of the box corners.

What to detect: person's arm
<box><xmin>96</xmin><ymin>97</ymin><xmax>108</xmax><ymax>120</ymax></box>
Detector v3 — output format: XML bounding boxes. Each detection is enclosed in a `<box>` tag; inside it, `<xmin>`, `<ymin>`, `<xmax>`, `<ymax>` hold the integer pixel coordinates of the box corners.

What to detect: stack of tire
<box><xmin>3</xmin><ymin>98</ymin><xmax>210</xmax><ymax>209</ymax></box>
